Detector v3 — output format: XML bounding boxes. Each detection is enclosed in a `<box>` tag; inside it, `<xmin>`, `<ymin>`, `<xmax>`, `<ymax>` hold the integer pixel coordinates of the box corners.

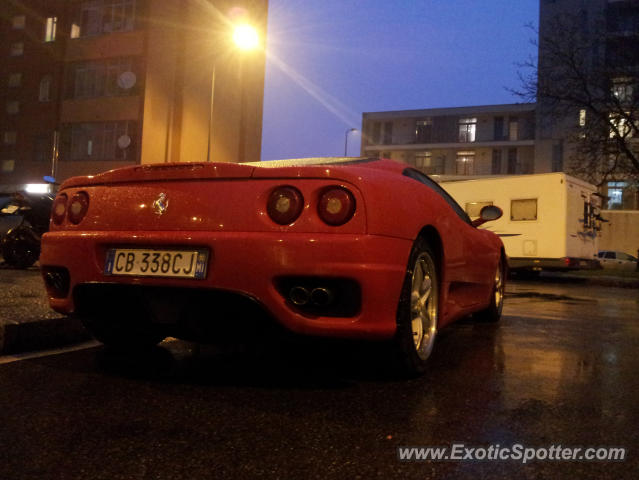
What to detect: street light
<box><xmin>233</xmin><ymin>24</ymin><xmax>259</xmax><ymax>50</ymax></box>
<box><xmin>207</xmin><ymin>23</ymin><xmax>259</xmax><ymax>163</ymax></box>
<box><xmin>344</xmin><ymin>128</ymin><xmax>357</xmax><ymax>156</ymax></box>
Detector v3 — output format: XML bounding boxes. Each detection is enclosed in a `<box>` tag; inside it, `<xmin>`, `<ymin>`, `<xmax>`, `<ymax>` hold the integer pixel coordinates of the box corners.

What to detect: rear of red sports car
<box><xmin>40</xmin><ymin>158</ymin><xmax>505</xmax><ymax>374</ymax></box>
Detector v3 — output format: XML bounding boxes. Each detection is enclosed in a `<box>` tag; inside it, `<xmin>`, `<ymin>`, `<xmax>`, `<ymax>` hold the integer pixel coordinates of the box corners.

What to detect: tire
<box><xmin>1</xmin><ymin>227</ymin><xmax>39</xmax><ymax>268</ymax></box>
<box><xmin>474</xmin><ymin>256</ymin><xmax>505</xmax><ymax>323</ymax></box>
<box><xmin>393</xmin><ymin>238</ymin><xmax>439</xmax><ymax>376</ymax></box>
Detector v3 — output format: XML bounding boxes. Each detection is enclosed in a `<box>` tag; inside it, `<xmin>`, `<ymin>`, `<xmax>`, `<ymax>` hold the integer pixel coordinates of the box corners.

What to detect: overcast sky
<box><xmin>260</xmin><ymin>0</ymin><xmax>539</xmax><ymax>160</ymax></box>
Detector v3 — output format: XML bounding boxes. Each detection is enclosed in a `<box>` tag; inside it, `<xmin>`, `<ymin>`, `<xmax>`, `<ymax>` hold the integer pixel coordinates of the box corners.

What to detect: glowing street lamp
<box><xmin>233</xmin><ymin>24</ymin><xmax>259</xmax><ymax>50</ymax></box>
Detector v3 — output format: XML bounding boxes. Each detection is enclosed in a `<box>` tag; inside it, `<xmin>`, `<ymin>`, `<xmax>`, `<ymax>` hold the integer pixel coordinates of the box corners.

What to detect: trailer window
<box><xmin>465</xmin><ymin>201</ymin><xmax>493</xmax><ymax>219</ymax></box>
<box><xmin>511</xmin><ymin>198</ymin><xmax>537</xmax><ymax>221</ymax></box>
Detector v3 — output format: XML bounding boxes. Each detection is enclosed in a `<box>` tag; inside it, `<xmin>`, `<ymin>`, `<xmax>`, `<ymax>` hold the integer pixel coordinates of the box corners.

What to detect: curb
<box><xmin>0</xmin><ymin>316</ymin><xmax>92</xmax><ymax>355</ymax></box>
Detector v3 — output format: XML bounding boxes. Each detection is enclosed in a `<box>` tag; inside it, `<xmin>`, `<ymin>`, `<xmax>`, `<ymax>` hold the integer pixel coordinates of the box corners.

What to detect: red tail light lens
<box><xmin>51</xmin><ymin>194</ymin><xmax>68</xmax><ymax>225</ymax></box>
<box><xmin>267</xmin><ymin>186</ymin><xmax>304</xmax><ymax>225</ymax></box>
<box><xmin>318</xmin><ymin>187</ymin><xmax>356</xmax><ymax>226</ymax></box>
<box><xmin>68</xmin><ymin>192</ymin><xmax>89</xmax><ymax>224</ymax></box>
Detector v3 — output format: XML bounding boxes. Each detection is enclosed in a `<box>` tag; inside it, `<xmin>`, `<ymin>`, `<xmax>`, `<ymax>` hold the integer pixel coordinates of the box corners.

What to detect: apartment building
<box><xmin>0</xmin><ymin>0</ymin><xmax>268</xmax><ymax>188</ymax></box>
<box><xmin>361</xmin><ymin>103</ymin><xmax>536</xmax><ymax>177</ymax></box>
<box><xmin>536</xmin><ymin>0</ymin><xmax>639</xmax><ymax>210</ymax></box>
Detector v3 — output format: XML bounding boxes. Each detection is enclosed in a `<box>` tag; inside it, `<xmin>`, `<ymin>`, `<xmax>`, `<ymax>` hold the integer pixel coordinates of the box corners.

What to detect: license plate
<box><xmin>104</xmin><ymin>248</ymin><xmax>208</xmax><ymax>279</ymax></box>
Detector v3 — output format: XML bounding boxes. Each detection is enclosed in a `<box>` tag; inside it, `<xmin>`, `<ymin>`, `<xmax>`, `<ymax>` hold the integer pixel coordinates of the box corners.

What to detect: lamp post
<box><xmin>207</xmin><ymin>23</ymin><xmax>259</xmax><ymax>163</ymax></box>
<box><xmin>344</xmin><ymin>128</ymin><xmax>357</xmax><ymax>156</ymax></box>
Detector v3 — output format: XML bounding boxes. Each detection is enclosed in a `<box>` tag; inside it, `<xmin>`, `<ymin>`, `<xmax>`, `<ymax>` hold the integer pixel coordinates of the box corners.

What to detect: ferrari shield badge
<box><xmin>152</xmin><ymin>193</ymin><xmax>169</xmax><ymax>216</ymax></box>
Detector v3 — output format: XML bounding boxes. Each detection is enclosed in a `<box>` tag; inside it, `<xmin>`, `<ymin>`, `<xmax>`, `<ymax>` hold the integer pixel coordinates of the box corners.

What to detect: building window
<box><xmin>71</xmin><ymin>23</ymin><xmax>81</xmax><ymax>39</ymax></box>
<box><xmin>606</xmin><ymin>181</ymin><xmax>626</xmax><ymax>209</ymax></box>
<box><xmin>415</xmin><ymin>119</ymin><xmax>432</xmax><ymax>143</ymax></box>
<box><xmin>465</xmin><ymin>201</ymin><xmax>493</xmax><ymax>219</ymax></box>
<box><xmin>609</xmin><ymin>113</ymin><xmax>634</xmax><ymax>139</ymax></box>
<box><xmin>8</xmin><ymin>73</ymin><xmax>22</xmax><ymax>87</ymax></box>
<box><xmin>10</xmin><ymin>42</ymin><xmax>24</xmax><ymax>56</ymax></box>
<box><xmin>579</xmin><ymin>109</ymin><xmax>587</xmax><ymax>127</ymax></box>
<box><xmin>78</xmin><ymin>0</ymin><xmax>137</xmax><ymax>37</ymax></box>
<box><xmin>67</xmin><ymin>121</ymin><xmax>136</xmax><ymax>161</ymax></box>
<box><xmin>612</xmin><ymin>78</ymin><xmax>634</xmax><ymax>103</ymax></box>
<box><xmin>494</xmin><ymin>116</ymin><xmax>505</xmax><ymax>140</ymax></box>
<box><xmin>3</xmin><ymin>132</ymin><xmax>17</xmax><ymax>145</ymax></box>
<box><xmin>415</xmin><ymin>151</ymin><xmax>444</xmax><ymax>175</ymax></box>
<box><xmin>492</xmin><ymin>149</ymin><xmax>502</xmax><ymax>174</ymax></box>
<box><xmin>370</xmin><ymin>122</ymin><xmax>381</xmax><ymax>144</ymax></box>
<box><xmin>1</xmin><ymin>160</ymin><xmax>15</xmax><ymax>173</ymax></box>
<box><xmin>12</xmin><ymin>15</ymin><xmax>26</xmax><ymax>29</ymax></box>
<box><xmin>34</xmin><ymin>134</ymin><xmax>52</xmax><ymax>162</ymax></box>
<box><xmin>552</xmin><ymin>142</ymin><xmax>564</xmax><ymax>172</ymax></box>
<box><xmin>458</xmin><ymin>117</ymin><xmax>477</xmax><ymax>143</ymax></box>
<box><xmin>382</xmin><ymin>122</ymin><xmax>393</xmax><ymax>144</ymax></box>
<box><xmin>67</xmin><ymin>57</ymin><xmax>137</xmax><ymax>99</ymax></box>
<box><xmin>45</xmin><ymin>17</ymin><xmax>57</xmax><ymax>42</ymax></box>
<box><xmin>456</xmin><ymin>151</ymin><xmax>475</xmax><ymax>175</ymax></box>
<box><xmin>511</xmin><ymin>199</ymin><xmax>538</xmax><ymax>221</ymax></box>
<box><xmin>507</xmin><ymin>148</ymin><xmax>518</xmax><ymax>174</ymax></box>
<box><xmin>6</xmin><ymin>101</ymin><xmax>20</xmax><ymax>115</ymax></box>
<box><xmin>508</xmin><ymin>117</ymin><xmax>519</xmax><ymax>141</ymax></box>
<box><xmin>39</xmin><ymin>75</ymin><xmax>53</xmax><ymax>102</ymax></box>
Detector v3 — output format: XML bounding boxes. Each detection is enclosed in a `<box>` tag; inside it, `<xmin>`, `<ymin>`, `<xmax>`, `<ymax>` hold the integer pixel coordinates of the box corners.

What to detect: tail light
<box><xmin>68</xmin><ymin>192</ymin><xmax>89</xmax><ymax>224</ymax></box>
<box><xmin>318</xmin><ymin>187</ymin><xmax>356</xmax><ymax>226</ymax></box>
<box><xmin>51</xmin><ymin>194</ymin><xmax>68</xmax><ymax>225</ymax></box>
<box><xmin>267</xmin><ymin>186</ymin><xmax>304</xmax><ymax>225</ymax></box>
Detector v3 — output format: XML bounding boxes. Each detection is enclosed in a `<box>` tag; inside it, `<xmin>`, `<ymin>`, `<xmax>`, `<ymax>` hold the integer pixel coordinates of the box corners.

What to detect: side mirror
<box><xmin>472</xmin><ymin>205</ymin><xmax>503</xmax><ymax>227</ymax></box>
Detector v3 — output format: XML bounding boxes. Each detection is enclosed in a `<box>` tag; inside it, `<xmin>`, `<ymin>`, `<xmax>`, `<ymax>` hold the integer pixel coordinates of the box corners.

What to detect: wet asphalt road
<box><xmin>1</xmin><ymin>280</ymin><xmax>638</xmax><ymax>479</ymax></box>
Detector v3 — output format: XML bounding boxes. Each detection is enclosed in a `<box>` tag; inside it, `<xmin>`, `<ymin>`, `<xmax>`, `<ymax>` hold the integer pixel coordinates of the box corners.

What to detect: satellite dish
<box><xmin>117</xmin><ymin>71</ymin><xmax>136</xmax><ymax>90</ymax></box>
<box><xmin>117</xmin><ymin>135</ymin><xmax>131</xmax><ymax>149</ymax></box>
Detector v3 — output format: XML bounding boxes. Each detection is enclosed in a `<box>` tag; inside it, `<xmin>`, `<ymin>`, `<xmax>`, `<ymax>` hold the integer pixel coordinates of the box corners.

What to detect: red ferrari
<box><xmin>40</xmin><ymin>158</ymin><xmax>505</xmax><ymax>374</ymax></box>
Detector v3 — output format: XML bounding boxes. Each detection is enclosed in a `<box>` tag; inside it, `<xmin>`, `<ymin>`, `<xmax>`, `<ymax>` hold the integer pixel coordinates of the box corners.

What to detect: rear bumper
<box><xmin>508</xmin><ymin>257</ymin><xmax>602</xmax><ymax>271</ymax></box>
<box><xmin>40</xmin><ymin>231</ymin><xmax>412</xmax><ymax>340</ymax></box>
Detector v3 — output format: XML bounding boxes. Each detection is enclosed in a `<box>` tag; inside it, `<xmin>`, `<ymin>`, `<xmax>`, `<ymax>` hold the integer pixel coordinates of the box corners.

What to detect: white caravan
<box><xmin>439</xmin><ymin>173</ymin><xmax>603</xmax><ymax>271</ymax></box>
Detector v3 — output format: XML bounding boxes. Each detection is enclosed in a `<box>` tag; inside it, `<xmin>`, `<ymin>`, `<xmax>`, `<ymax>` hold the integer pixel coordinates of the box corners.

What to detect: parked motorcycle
<box><xmin>0</xmin><ymin>192</ymin><xmax>54</xmax><ymax>268</ymax></box>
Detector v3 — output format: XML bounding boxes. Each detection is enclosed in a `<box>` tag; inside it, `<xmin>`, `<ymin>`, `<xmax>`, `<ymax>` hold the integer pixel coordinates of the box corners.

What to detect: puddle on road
<box><xmin>505</xmin><ymin>291</ymin><xmax>597</xmax><ymax>303</ymax></box>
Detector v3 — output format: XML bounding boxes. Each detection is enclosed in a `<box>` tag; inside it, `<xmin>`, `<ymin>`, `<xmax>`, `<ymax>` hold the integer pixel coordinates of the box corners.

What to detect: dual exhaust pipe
<box><xmin>289</xmin><ymin>286</ymin><xmax>334</xmax><ymax>307</ymax></box>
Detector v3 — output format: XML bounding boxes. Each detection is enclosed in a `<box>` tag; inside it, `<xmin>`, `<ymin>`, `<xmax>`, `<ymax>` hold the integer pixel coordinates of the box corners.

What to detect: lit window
<box><xmin>10</xmin><ymin>42</ymin><xmax>24</xmax><ymax>56</ymax></box>
<box><xmin>456</xmin><ymin>151</ymin><xmax>475</xmax><ymax>175</ymax></box>
<box><xmin>612</xmin><ymin>78</ymin><xmax>634</xmax><ymax>103</ymax></box>
<box><xmin>45</xmin><ymin>17</ymin><xmax>57</xmax><ymax>42</ymax></box>
<box><xmin>12</xmin><ymin>15</ymin><xmax>26</xmax><ymax>29</ymax></box>
<box><xmin>458</xmin><ymin>118</ymin><xmax>477</xmax><ymax>143</ymax></box>
<box><xmin>3</xmin><ymin>132</ymin><xmax>17</xmax><ymax>145</ymax></box>
<box><xmin>609</xmin><ymin>113</ymin><xmax>633</xmax><ymax>138</ymax></box>
<box><xmin>415</xmin><ymin>119</ymin><xmax>432</xmax><ymax>143</ymax></box>
<box><xmin>1</xmin><ymin>160</ymin><xmax>15</xmax><ymax>173</ymax></box>
<box><xmin>511</xmin><ymin>199</ymin><xmax>538</xmax><ymax>221</ymax></box>
<box><xmin>70</xmin><ymin>23</ymin><xmax>81</xmax><ymax>39</ymax></box>
<box><xmin>607</xmin><ymin>181</ymin><xmax>626</xmax><ymax>209</ymax></box>
<box><xmin>6</xmin><ymin>101</ymin><xmax>20</xmax><ymax>114</ymax></box>
<box><xmin>465</xmin><ymin>201</ymin><xmax>493</xmax><ymax>220</ymax></box>
<box><xmin>579</xmin><ymin>109</ymin><xmax>587</xmax><ymax>127</ymax></box>
<box><xmin>39</xmin><ymin>75</ymin><xmax>53</xmax><ymax>101</ymax></box>
<box><xmin>415</xmin><ymin>151</ymin><xmax>444</xmax><ymax>175</ymax></box>
<box><xmin>8</xmin><ymin>73</ymin><xmax>22</xmax><ymax>87</ymax></box>
<box><xmin>508</xmin><ymin>117</ymin><xmax>519</xmax><ymax>141</ymax></box>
